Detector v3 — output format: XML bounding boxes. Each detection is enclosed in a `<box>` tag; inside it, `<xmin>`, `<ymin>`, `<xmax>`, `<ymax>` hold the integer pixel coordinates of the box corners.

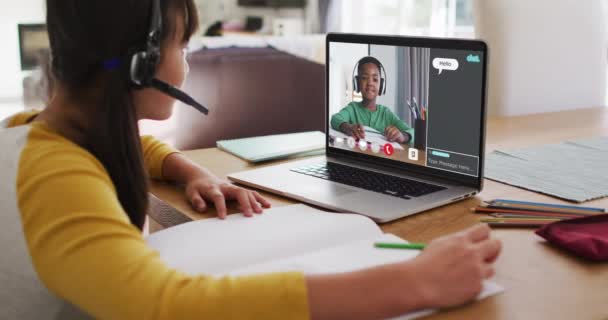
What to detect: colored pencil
<box><xmin>488</xmin><ymin>199</ymin><xmax>605</xmax><ymax>213</ymax></box>
<box><xmin>486</xmin><ymin>206</ymin><xmax>595</xmax><ymax>216</ymax></box>
<box><xmin>485</xmin><ymin>200</ymin><xmax>602</xmax><ymax>213</ymax></box>
<box><xmin>374</xmin><ymin>242</ymin><xmax>426</xmax><ymax>250</ymax></box>
<box><xmin>487</xmin><ymin>203</ymin><xmax>601</xmax><ymax>216</ymax></box>
<box><xmin>489</xmin><ymin>213</ymin><xmax>565</xmax><ymax>220</ymax></box>
<box><xmin>480</xmin><ymin>217</ymin><xmax>559</xmax><ymax>223</ymax></box>
<box><xmin>488</xmin><ymin>211</ymin><xmax>576</xmax><ymax>219</ymax></box>
<box><xmin>473</xmin><ymin>207</ymin><xmax>587</xmax><ymax>219</ymax></box>
<box><xmin>484</xmin><ymin>221</ymin><xmax>549</xmax><ymax>228</ymax></box>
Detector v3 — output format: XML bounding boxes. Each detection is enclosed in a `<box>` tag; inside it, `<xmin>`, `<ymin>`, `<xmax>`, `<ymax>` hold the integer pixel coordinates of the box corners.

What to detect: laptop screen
<box><xmin>328</xmin><ymin>36</ymin><xmax>486</xmax><ymax>179</ymax></box>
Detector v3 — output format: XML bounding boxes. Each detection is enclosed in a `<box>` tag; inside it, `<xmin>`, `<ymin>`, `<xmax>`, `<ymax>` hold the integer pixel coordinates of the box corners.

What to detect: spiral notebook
<box><xmin>217</xmin><ymin>131</ymin><xmax>325</xmax><ymax>163</ymax></box>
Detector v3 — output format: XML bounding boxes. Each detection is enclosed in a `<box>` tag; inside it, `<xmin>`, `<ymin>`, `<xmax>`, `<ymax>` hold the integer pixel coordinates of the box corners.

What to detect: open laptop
<box><xmin>228</xmin><ymin>33</ymin><xmax>488</xmax><ymax>222</ymax></box>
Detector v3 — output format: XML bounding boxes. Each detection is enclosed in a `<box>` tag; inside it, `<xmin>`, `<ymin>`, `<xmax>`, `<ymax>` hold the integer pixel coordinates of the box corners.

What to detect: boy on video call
<box><xmin>331</xmin><ymin>56</ymin><xmax>414</xmax><ymax>144</ymax></box>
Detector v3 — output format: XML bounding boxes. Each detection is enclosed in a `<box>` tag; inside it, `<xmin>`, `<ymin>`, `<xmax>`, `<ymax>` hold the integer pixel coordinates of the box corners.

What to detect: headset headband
<box><xmin>128</xmin><ymin>0</ymin><xmax>209</xmax><ymax>115</ymax></box>
<box><xmin>149</xmin><ymin>0</ymin><xmax>162</xmax><ymax>53</ymax></box>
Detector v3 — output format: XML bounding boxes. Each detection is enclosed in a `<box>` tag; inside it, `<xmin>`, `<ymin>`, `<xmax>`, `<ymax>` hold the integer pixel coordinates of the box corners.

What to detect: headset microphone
<box><xmin>150</xmin><ymin>78</ymin><xmax>209</xmax><ymax>114</ymax></box>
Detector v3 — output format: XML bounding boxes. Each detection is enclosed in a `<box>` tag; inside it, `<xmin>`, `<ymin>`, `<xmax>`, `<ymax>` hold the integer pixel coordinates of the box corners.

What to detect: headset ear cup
<box><xmin>354</xmin><ymin>75</ymin><xmax>360</xmax><ymax>93</ymax></box>
<box><xmin>129</xmin><ymin>50</ymin><xmax>159</xmax><ymax>87</ymax></box>
<box><xmin>379</xmin><ymin>78</ymin><xmax>385</xmax><ymax>96</ymax></box>
<box><xmin>146</xmin><ymin>52</ymin><xmax>159</xmax><ymax>83</ymax></box>
<box><xmin>129</xmin><ymin>51</ymin><xmax>145</xmax><ymax>86</ymax></box>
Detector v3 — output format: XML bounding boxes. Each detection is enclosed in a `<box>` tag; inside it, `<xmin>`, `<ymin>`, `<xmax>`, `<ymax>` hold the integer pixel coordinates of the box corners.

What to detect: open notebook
<box><xmin>146</xmin><ymin>204</ymin><xmax>503</xmax><ymax>319</ymax></box>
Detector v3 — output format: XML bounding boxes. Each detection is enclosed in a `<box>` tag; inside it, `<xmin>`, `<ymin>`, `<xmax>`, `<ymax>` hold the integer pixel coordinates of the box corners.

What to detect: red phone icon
<box><xmin>383</xmin><ymin>143</ymin><xmax>394</xmax><ymax>156</ymax></box>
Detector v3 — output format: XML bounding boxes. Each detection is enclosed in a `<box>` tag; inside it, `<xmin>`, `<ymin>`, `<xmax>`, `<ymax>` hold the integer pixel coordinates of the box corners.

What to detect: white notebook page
<box><xmin>147</xmin><ymin>204</ymin><xmax>382</xmax><ymax>275</ymax></box>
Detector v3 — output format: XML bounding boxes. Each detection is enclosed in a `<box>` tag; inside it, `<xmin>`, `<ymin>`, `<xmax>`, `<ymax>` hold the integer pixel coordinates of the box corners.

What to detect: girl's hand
<box><xmin>407</xmin><ymin>224</ymin><xmax>502</xmax><ymax>308</ymax></box>
<box><xmin>185</xmin><ymin>176</ymin><xmax>271</xmax><ymax>219</ymax></box>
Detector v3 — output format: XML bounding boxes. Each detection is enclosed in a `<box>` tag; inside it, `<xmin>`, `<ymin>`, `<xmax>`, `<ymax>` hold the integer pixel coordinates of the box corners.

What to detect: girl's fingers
<box><xmin>248</xmin><ymin>192</ymin><xmax>263</xmax><ymax>214</ymax></box>
<box><xmin>187</xmin><ymin>187</ymin><xmax>207</xmax><ymax>212</ymax></box>
<box><xmin>253</xmin><ymin>191</ymin><xmax>272</xmax><ymax>208</ymax></box>
<box><xmin>465</xmin><ymin>224</ymin><xmax>492</xmax><ymax>243</ymax></box>
<box><xmin>208</xmin><ymin>190</ymin><xmax>227</xmax><ymax>219</ymax></box>
<box><xmin>233</xmin><ymin>188</ymin><xmax>253</xmax><ymax>217</ymax></box>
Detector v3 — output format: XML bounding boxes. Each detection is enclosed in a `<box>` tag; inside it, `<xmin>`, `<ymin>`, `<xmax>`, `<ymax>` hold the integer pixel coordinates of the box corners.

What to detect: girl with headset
<box><xmin>0</xmin><ymin>1</ymin><xmax>501</xmax><ymax>319</ymax></box>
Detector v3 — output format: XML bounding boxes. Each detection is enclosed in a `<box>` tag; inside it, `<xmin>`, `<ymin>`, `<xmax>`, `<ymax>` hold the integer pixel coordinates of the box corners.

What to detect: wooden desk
<box><xmin>149</xmin><ymin>107</ymin><xmax>608</xmax><ymax>320</ymax></box>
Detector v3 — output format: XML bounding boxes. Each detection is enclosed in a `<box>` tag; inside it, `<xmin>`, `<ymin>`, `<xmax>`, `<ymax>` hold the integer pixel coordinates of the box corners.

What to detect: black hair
<box><xmin>357</xmin><ymin>56</ymin><xmax>383</xmax><ymax>76</ymax></box>
<box><xmin>46</xmin><ymin>0</ymin><xmax>199</xmax><ymax>229</ymax></box>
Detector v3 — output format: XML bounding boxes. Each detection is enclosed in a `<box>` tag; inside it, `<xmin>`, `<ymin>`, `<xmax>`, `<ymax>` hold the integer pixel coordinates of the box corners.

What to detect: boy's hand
<box><xmin>185</xmin><ymin>176</ymin><xmax>271</xmax><ymax>219</ymax></box>
<box><xmin>384</xmin><ymin>125</ymin><xmax>406</xmax><ymax>143</ymax></box>
<box><xmin>341</xmin><ymin>123</ymin><xmax>366</xmax><ymax>140</ymax></box>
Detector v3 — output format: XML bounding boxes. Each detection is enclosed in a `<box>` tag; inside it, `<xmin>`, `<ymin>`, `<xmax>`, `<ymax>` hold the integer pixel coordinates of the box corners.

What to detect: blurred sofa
<box><xmin>164</xmin><ymin>47</ymin><xmax>326</xmax><ymax>150</ymax></box>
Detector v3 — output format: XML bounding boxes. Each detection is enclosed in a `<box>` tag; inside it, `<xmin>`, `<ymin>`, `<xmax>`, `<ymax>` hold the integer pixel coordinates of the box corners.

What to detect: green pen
<box><xmin>374</xmin><ymin>242</ymin><xmax>426</xmax><ymax>250</ymax></box>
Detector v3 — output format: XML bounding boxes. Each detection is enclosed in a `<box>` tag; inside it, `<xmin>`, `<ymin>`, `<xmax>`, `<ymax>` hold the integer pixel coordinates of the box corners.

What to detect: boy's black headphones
<box><xmin>128</xmin><ymin>0</ymin><xmax>209</xmax><ymax>114</ymax></box>
<box><xmin>351</xmin><ymin>56</ymin><xmax>387</xmax><ymax>96</ymax></box>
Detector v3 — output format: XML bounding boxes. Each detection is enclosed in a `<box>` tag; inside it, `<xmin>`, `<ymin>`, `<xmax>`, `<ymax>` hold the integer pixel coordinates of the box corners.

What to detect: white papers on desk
<box><xmin>329</xmin><ymin>128</ymin><xmax>405</xmax><ymax>150</ymax></box>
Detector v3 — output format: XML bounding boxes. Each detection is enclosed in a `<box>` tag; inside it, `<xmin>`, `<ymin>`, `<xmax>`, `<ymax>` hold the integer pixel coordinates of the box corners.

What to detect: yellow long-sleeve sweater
<box><xmin>0</xmin><ymin>111</ymin><xmax>309</xmax><ymax>320</ymax></box>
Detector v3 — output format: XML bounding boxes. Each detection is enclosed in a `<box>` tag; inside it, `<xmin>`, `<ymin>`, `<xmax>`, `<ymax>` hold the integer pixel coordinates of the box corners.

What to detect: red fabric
<box><xmin>536</xmin><ymin>214</ymin><xmax>608</xmax><ymax>261</ymax></box>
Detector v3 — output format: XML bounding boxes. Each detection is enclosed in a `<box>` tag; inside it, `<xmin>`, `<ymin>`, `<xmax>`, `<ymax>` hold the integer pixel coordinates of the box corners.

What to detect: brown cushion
<box><xmin>173</xmin><ymin>47</ymin><xmax>325</xmax><ymax>150</ymax></box>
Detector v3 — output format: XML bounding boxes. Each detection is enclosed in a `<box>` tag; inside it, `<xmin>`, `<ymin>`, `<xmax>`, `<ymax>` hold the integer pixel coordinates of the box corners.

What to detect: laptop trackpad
<box><xmin>299</xmin><ymin>183</ymin><xmax>356</xmax><ymax>199</ymax></box>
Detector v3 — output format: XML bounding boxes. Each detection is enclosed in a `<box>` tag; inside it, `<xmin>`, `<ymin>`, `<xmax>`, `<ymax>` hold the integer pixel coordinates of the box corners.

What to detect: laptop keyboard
<box><xmin>291</xmin><ymin>162</ymin><xmax>446</xmax><ymax>199</ymax></box>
